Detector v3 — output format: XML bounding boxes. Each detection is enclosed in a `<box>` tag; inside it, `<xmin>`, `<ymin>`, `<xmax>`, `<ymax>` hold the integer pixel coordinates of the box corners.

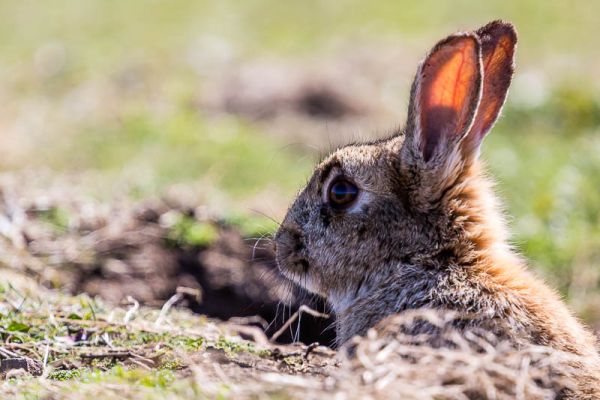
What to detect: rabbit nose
<box><xmin>277</xmin><ymin>221</ymin><xmax>303</xmax><ymax>238</ymax></box>
<box><xmin>275</xmin><ymin>223</ymin><xmax>305</xmax><ymax>253</ymax></box>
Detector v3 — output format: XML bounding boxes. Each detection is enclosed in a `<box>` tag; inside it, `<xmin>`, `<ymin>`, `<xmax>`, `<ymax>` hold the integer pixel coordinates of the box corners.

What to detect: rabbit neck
<box><xmin>333</xmin><ymin>252</ymin><xmax>598</xmax><ymax>356</ymax></box>
<box><xmin>333</xmin><ymin>163</ymin><xmax>598</xmax><ymax>356</ymax></box>
<box><xmin>331</xmin><ymin>264</ymin><xmax>436</xmax><ymax>346</ymax></box>
<box><xmin>331</xmin><ymin>162</ymin><xmax>515</xmax><ymax>345</ymax></box>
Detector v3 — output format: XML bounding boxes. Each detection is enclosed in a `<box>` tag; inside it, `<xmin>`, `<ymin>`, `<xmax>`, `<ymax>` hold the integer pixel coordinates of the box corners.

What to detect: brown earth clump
<box><xmin>0</xmin><ymin>176</ymin><xmax>334</xmax><ymax>346</ymax></box>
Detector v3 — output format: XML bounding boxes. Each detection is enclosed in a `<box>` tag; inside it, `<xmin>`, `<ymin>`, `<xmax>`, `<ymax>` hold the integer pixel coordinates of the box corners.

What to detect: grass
<box><xmin>49</xmin><ymin>112</ymin><xmax>313</xmax><ymax>198</ymax></box>
<box><xmin>0</xmin><ymin>283</ymin><xmax>589</xmax><ymax>399</ymax></box>
<box><xmin>2</xmin><ymin>1</ymin><xmax>600</xmax><ymax>60</ymax></box>
<box><xmin>484</xmin><ymin>84</ymin><xmax>600</xmax><ymax>297</ymax></box>
<box><xmin>0</xmin><ymin>283</ymin><xmax>256</xmax><ymax>398</ymax></box>
<box><xmin>0</xmin><ymin>281</ymin><xmax>340</xmax><ymax>399</ymax></box>
<box><xmin>165</xmin><ymin>214</ymin><xmax>219</xmax><ymax>248</ymax></box>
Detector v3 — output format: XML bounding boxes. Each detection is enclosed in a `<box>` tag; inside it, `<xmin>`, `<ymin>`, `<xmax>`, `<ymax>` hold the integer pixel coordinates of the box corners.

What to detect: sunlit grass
<box><xmin>1</xmin><ymin>1</ymin><xmax>599</xmax><ymax>61</ymax></box>
<box><xmin>0</xmin><ymin>0</ymin><xmax>599</xmax><ymax>317</ymax></box>
<box><xmin>42</xmin><ymin>110</ymin><xmax>313</xmax><ymax>198</ymax></box>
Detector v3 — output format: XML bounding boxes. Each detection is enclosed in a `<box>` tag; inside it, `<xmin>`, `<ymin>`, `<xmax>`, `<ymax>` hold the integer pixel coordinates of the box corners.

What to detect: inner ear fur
<box><xmin>396</xmin><ymin>22</ymin><xmax>517</xmax><ymax>210</ymax></box>
<box><xmin>405</xmin><ymin>33</ymin><xmax>483</xmax><ymax>164</ymax></box>
<box><xmin>403</xmin><ymin>21</ymin><xmax>517</xmax><ymax>167</ymax></box>
<box><xmin>462</xmin><ymin>20</ymin><xmax>517</xmax><ymax>156</ymax></box>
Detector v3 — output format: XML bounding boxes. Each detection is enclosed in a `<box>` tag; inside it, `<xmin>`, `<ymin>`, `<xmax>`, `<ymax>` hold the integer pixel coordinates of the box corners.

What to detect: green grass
<box><xmin>482</xmin><ymin>83</ymin><xmax>600</xmax><ymax>295</ymax></box>
<box><xmin>1</xmin><ymin>1</ymin><xmax>599</xmax><ymax>61</ymax></box>
<box><xmin>0</xmin><ymin>284</ymin><xmax>277</xmax><ymax>399</ymax></box>
<box><xmin>40</xmin><ymin>111</ymin><xmax>314</xmax><ymax>200</ymax></box>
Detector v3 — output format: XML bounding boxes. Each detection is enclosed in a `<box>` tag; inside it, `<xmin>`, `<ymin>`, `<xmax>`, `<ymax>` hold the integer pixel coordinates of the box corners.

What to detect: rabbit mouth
<box><xmin>294</xmin><ymin>259</ymin><xmax>310</xmax><ymax>274</ymax></box>
<box><xmin>278</xmin><ymin>258</ymin><xmax>325</xmax><ymax>296</ymax></box>
<box><xmin>278</xmin><ymin>256</ymin><xmax>310</xmax><ymax>279</ymax></box>
<box><xmin>275</xmin><ymin>250</ymin><xmax>320</xmax><ymax>292</ymax></box>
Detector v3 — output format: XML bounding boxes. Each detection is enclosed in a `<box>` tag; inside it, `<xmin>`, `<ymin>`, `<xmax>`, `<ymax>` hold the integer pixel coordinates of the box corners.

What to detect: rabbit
<box><xmin>274</xmin><ymin>19</ymin><xmax>600</xmax><ymax>366</ymax></box>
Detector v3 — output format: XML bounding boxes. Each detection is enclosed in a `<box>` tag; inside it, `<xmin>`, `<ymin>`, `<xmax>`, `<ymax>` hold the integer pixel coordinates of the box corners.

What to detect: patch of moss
<box><xmin>213</xmin><ymin>336</ymin><xmax>270</xmax><ymax>358</ymax></box>
<box><xmin>169</xmin><ymin>335</ymin><xmax>205</xmax><ymax>351</ymax></box>
<box><xmin>257</xmin><ymin>349</ymin><xmax>273</xmax><ymax>358</ymax></box>
<box><xmin>224</xmin><ymin>213</ymin><xmax>279</xmax><ymax>238</ymax></box>
<box><xmin>49</xmin><ymin>369</ymin><xmax>82</xmax><ymax>381</ymax></box>
<box><xmin>283</xmin><ymin>356</ymin><xmax>303</xmax><ymax>367</ymax></box>
<box><xmin>117</xmin><ymin>366</ymin><xmax>175</xmax><ymax>388</ymax></box>
<box><xmin>107</xmin><ymin>330</ymin><xmax>168</xmax><ymax>347</ymax></box>
<box><xmin>166</xmin><ymin>215</ymin><xmax>218</xmax><ymax>247</ymax></box>
<box><xmin>158</xmin><ymin>359</ymin><xmax>184</xmax><ymax>371</ymax></box>
<box><xmin>214</xmin><ymin>336</ymin><xmax>260</xmax><ymax>357</ymax></box>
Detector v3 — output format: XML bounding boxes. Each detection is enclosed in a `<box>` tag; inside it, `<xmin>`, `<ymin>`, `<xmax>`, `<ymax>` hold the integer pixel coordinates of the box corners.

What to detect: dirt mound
<box><xmin>196</xmin><ymin>44</ymin><xmax>420</xmax><ymax>148</ymax></box>
<box><xmin>0</xmin><ymin>178</ymin><xmax>335</xmax><ymax>346</ymax></box>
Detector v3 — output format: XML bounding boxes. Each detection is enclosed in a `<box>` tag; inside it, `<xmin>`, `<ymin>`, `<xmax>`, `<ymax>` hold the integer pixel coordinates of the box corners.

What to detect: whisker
<box><xmin>247</xmin><ymin>209</ymin><xmax>282</xmax><ymax>228</ymax></box>
<box><xmin>251</xmin><ymin>233</ymin><xmax>271</xmax><ymax>262</ymax></box>
<box><xmin>295</xmin><ymin>308</ymin><xmax>302</xmax><ymax>343</ymax></box>
<box><xmin>266</xmin><ymin>301</ymin><xmax>281</xmax><ymax>333</ymax></box>
<box><xmin>243</xmin><ymin>236</ymin><xmax>273</xmax><ymax>242</ymax></box>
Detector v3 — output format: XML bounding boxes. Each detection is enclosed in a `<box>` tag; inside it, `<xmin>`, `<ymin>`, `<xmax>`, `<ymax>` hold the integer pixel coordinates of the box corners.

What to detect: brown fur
<box><xmin>274</xmin><ymin>21</ymin><xmax>600</xmax><ymax>396</ymax></box>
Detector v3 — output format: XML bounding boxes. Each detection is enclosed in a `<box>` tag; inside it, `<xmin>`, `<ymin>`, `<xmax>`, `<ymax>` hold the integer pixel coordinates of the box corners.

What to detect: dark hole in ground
<box><xmin>22</xmin><ymin>201</ymin><xmax>337</xmax><ymax>347</ymax></box>
<box><xmin>296</xmin><ymin>88</ymin><xmax>355</xmax><ymax>119</ymax></box>
<box><xmin>176</xmin><ymin>240</ymin><xmax>337</xmax><ymax>346</ymax></box>
<box><xmin>207</xmin><ymin>72</ymin><xmax>363</xmax><ymax>122</ymax></box>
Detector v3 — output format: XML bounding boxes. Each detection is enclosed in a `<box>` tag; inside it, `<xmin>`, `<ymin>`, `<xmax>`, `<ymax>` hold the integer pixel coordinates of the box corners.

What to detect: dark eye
<box><xmin>328</xmin><ymin>178</ymin><xmax>359</xmax><ymax>210</ymax></box>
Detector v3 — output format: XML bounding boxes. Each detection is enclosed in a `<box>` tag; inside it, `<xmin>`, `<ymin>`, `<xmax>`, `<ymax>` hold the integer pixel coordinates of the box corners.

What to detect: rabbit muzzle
<box><xmin>274</xmin><ymin>223</ymin><xmax>311</xmax><ymax>281</ymax></box>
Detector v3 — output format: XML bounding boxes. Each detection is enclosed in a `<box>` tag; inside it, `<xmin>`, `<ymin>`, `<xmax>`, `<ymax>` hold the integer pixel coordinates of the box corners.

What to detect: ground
<box><xmin>0</xmin><ymin>279</ymin><xmax>581</xmax><ymax>399</ymax></box>
<box><xmin>0</xmin><ymin>179</ymin><xmax>593</xmax><ymax>399</ymax></box>
<box><xmin>1</xmin><ymin>1</ymin><xmax>600</xmax><ymax>398</ymax></box>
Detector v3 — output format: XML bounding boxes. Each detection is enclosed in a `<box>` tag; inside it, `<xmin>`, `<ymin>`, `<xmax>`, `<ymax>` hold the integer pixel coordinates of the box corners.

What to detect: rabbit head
<box><xmin>274</xmin><ymin>21</ymin><xmax>517</xmax><ymax>319</ymax></box>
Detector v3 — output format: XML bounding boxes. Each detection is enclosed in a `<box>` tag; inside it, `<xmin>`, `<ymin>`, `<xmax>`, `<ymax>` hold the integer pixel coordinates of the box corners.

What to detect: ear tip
<box><xmin>432</xmin><ymin>32</ymin><xmax>481</xmax><ymax>55</ymax></box>
<box><xmin>477</xmin><ymin>20</ymin><xmax>518</xmax><ymax>44</ymax></box>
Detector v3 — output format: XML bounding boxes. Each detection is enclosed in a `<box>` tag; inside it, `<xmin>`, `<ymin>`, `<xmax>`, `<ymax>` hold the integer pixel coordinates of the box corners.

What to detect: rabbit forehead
<box><xmin>318</xmin><ymin>142</ymin><xmax>393</xmax><ymax>181</ymax></box>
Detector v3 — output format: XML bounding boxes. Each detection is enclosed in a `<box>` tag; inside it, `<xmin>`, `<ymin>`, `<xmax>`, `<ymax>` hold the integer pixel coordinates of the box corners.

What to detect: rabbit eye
<box><xmin>327</xmin><ymin>178</ymin><xmax>359</xmax><ymax>210</ymax></box>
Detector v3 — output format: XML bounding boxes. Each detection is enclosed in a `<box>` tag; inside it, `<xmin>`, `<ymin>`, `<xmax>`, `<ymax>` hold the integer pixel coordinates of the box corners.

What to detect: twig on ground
<box><xmin>80</xmin><ymin>352</ymin><xmax>131</xmax><ymax>360</ymax></box>
<box><xmin>41</xmin><ymin>343</ymin><xmax>50</xmax><ymax>378</ymax></box>
<box><xmin>176</xmin><ymin>286</ymin><xmax>203</xmax><ymax>303</ymax></box>
<box><xmin>304</xmin><ymin>342</ymin><xmax>319</xmax><ymax>360</ymax></box>
<box><xmin>129</xmin><ymin>352</ymin><xmax>156</xmax><ymax>367</ymax></box>
<box><xmin>228</xmin><ymin>315</ymin><xmax>269</xmax><ymax>330</ymax></box>
<box><xmin>0</xmin><ymin>346</ymin><xmax>21</xmax><ymax>359</ymax></box>
<box><xmin>228</xmin><ymin>324</ymin><xmax>270</xmax><ymax>345</ymax></box>
<box><xmin>128</xmin><ymin>357</ymin><xmax>152</xmax><ymax>371</ymax></box>
<box><xmin>270</xmin><ymin>305</ymin><xmax>330</xmax><ymax>343</ymax></box>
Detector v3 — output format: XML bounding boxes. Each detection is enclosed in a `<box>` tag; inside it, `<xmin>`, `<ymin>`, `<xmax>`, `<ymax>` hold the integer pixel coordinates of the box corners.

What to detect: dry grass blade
<box><xmin>154</xmin><ymin>293</ymin><xmax>183</xmax><ymax>328</ymax></box>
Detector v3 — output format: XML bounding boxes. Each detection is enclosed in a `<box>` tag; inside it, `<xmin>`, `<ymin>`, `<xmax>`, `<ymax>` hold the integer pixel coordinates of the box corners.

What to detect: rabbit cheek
<box><xmin>319</xmin><ymin>204</ymin><xmax>332</xmax><ymax>227</ymax></box>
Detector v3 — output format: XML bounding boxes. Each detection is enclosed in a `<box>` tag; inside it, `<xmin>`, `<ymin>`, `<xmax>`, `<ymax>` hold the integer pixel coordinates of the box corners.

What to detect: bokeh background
<box><xmin>2</xmin><ymin>1</ymin><xmax>600</xmax><ymax>328</ymax></box>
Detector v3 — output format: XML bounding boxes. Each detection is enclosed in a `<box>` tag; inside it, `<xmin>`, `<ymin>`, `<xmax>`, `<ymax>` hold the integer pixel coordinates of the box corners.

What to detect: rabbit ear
<box><xmin>462</xmin><ymin>20</ymin><xmax>517</xmax><ymax>156</ymax></box>
<box><xmin>404</xmin><ymin>33</ymin><xmax>482</xmax><ymax>164</ymax></box>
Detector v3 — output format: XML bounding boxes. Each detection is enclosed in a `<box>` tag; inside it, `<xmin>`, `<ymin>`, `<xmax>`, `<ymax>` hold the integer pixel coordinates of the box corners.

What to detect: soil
<box><xmin>0</xmin><ymin>184</ymin><xmax>336</xmax><ymax>347</ymax></box>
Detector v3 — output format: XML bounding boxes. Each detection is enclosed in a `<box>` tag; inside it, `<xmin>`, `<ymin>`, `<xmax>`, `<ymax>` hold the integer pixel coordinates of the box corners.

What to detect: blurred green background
<box><xmin>1</xmin><ymin>1</ymin><xmax>600</xmax><ymax>323</ymax></box>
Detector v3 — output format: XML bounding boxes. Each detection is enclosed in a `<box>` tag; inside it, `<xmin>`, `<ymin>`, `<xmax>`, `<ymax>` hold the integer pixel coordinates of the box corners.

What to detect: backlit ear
<box><xmin>462</xmin><ymin>21</ymin><xmax>517</xmax><ymax>156</ymax></box>
<box><xmin>405</xmin><ymin>33</ymin><xmax>482</xmax><ymax>163</ymax></box>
